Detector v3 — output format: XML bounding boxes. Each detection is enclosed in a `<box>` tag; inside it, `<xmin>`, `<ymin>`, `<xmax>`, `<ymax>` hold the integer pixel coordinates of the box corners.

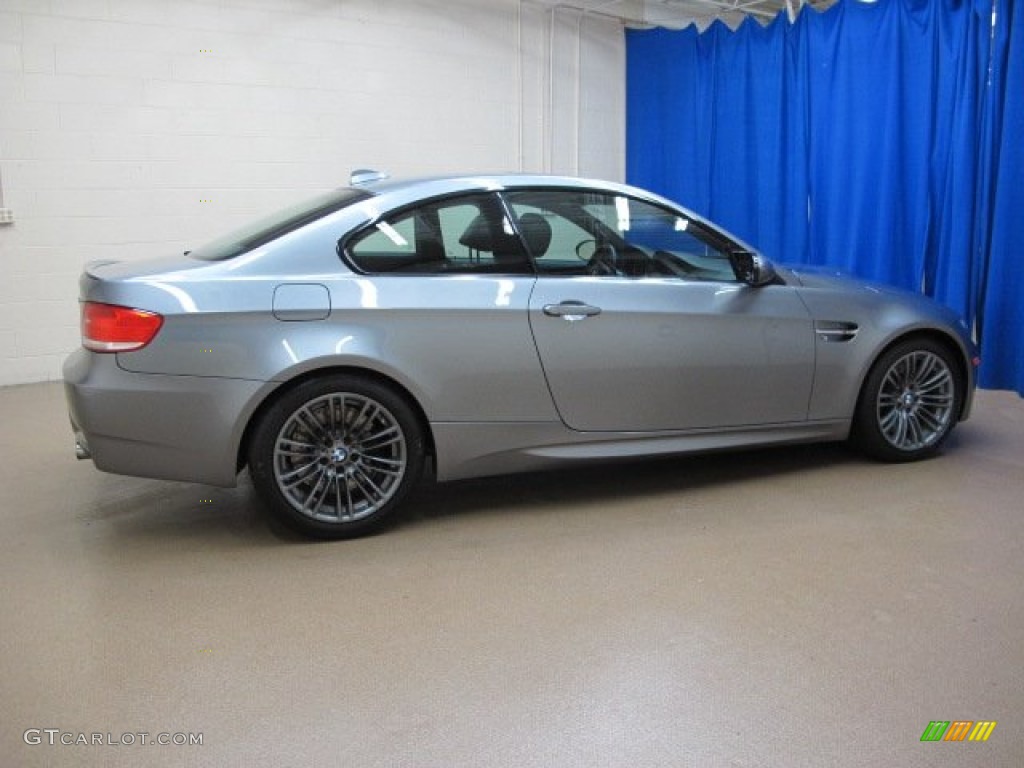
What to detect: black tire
<box><xmin>852</xmin><ymin>338</ymin><xmax>963</xmax><ymax>462</ymax></box>
<box><xmin>248</xmin><ymin>374</ymin><xmax>425</xmax><ymax>539</ymax></box>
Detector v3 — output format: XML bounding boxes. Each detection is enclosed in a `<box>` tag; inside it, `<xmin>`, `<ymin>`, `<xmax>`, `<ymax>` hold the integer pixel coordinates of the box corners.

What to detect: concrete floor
<box><xmin>1</xmin><ymin>382</ymin><xmax>1022</xmax><ymax>767</ymax></box>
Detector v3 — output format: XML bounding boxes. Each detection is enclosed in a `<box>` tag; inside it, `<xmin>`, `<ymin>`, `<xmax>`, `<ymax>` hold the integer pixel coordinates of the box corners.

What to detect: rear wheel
<box><xmin>853</xmin><ymin>338</ymin><xmax>962</xmax><ymax>462</ymax></box>
<box><xmin>248</xmin><ymin>375</ymin><xmax>424</xmax><ymax>538</ymax></box>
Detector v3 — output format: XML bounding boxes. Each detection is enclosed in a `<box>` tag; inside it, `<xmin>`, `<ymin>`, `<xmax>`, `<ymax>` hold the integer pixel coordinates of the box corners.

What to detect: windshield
<box><xmin>189</xmin><ymin>188</ymin><xmax>371</xmax><ymax>261</ymax></box>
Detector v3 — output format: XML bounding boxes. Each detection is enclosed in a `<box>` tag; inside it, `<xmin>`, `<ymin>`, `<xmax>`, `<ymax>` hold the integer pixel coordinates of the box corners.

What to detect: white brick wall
<box><xmin>0</xmin><ymin>0</ymin><xmax>624</xmax><ymax>385</ymax></box>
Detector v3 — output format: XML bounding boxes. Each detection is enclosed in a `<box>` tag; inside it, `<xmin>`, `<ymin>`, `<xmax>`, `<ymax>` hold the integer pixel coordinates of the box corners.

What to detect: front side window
<box><xmin>345</xmin><ymin>194</ymin><xmax>531</xmax><ymax>275</ymax></box>
<box><xmin>504</xmin><ymin>189</ymin><xmax>737</xmax><ymax>281</ymax></box>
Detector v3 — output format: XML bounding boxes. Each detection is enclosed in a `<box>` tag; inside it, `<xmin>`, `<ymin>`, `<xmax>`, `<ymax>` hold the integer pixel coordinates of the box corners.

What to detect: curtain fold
<box><xmin>978</xmin><ymin>0</ymin><xmax>1024</xmax><ymax>389</ymax></box>
<box><xmin>626</xmin><ymin>0</ymin><xmax>1023</xmax><ymax>395</ymax></box>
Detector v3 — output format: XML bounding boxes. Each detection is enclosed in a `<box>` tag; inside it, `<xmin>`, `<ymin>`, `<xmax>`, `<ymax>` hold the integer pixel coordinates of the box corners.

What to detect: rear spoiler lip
<box><xmin>83</xmin><ymin>259</ymin><xmax>121</xmax><ymax>279</ymax></box>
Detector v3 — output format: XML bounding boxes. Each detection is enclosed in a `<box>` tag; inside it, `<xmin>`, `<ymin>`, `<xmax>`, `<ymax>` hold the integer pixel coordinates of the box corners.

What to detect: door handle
<box><xmin>542</xmin><ymin>301</ymin><xmax>602</xmax><ymax>322</ymax></box>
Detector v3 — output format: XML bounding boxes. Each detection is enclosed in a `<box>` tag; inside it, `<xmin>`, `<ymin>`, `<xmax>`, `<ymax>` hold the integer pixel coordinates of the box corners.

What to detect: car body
<box><xmin>64</xmin><ymin>173</ymin><xmax>978</xmax><ymax>537</ymax></box>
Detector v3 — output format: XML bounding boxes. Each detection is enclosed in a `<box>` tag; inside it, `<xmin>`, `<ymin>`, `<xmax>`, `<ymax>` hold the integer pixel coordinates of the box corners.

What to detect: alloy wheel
<box><xmin>875</xmin><ymin>350</ymin><xmax>955</xmax><ymax>452</ymax></box>
<box><xmin>272</xmin><ymin>393</ymin><xmax>407</xmax><ymax>523</ymax></box>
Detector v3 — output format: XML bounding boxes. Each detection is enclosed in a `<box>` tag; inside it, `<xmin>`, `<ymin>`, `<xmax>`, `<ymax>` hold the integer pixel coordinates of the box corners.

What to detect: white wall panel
<box><xmin>0</xmin><ymin>0</ymin><xmax>625</xmax><ymax>385</ymax></box>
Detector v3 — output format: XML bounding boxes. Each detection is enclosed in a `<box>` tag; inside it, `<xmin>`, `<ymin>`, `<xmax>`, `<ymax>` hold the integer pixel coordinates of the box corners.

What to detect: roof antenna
<box><xmin>350</xmin><ymin>169</ymin><xmax>389</xmax><ymax>186</ymax></box>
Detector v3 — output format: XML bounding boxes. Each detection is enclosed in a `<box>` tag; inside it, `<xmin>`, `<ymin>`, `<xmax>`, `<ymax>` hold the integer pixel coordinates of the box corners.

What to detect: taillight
<box><xmin>81</xmin><ymin>302</ymin><xmax>164</xmax><ymax>353</ymax></box>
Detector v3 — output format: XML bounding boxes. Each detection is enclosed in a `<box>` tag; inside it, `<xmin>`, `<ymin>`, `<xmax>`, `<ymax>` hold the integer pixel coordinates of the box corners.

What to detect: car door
<box><xmin>342</xmin><ymin>192</ymin><xmax>554</xmax><ymax>423</ymax></box>
<box><xmin>505</xmin><ymin>189</ymin><xmax>816</xmax><ymax>432</ymax></box>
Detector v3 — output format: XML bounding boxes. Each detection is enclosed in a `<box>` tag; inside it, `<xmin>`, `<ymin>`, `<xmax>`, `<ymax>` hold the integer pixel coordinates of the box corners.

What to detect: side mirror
<box><xmin>729</xmin><ymin>250</ymin><xmax>777</xmax><ymax>287</ymax></box>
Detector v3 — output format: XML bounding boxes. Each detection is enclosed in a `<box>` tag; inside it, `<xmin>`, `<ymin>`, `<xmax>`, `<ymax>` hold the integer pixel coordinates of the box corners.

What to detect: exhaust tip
<box><xmin>74</xmin><ymin>435</ymin><xmax>91</xmax><ymax>460</ymax></box>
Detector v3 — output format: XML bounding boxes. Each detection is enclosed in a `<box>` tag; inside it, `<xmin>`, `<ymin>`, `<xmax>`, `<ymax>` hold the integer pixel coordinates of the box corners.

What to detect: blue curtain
<box><xmin>978</xmin><ymin>0</ymin><xmax>1024</xmax><ymax>389</ymax></box>
<box><xmin>626</xmin><ymin>0</ymin><xmax>1024</xmax><ymax>395</ymax></box>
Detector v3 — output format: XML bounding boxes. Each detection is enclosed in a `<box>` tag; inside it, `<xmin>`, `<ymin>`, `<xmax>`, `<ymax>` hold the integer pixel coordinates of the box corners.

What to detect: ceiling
<box><xmin>531</xmin><ymin>0</ymin><xmax>839</xmax><ymax>28</ymax></box>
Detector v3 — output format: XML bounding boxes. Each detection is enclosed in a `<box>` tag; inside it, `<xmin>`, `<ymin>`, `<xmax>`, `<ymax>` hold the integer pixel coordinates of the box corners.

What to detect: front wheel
<box><xmin>248</xmin><ymin>375</ymin><xmax>425</xmax><ymax>539</ymax></box>
<box><xmin>853</xmin><ymin>339</ymin><xmax>963</xmax><ymax>462</ymax></box>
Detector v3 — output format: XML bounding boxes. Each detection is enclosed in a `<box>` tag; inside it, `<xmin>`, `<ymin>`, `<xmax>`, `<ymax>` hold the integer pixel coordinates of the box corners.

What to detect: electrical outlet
<box><xmin>0</xmin><ymin>208</ymin><xmax>13</xmax><ymax>225</ymax></box>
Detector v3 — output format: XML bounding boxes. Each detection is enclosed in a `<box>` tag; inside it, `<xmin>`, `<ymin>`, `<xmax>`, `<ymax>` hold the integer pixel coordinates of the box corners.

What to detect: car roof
<box><xmin>354</xmin><ymin>173</ymin><xmax>659</xmax><ymax>201</ymax></box>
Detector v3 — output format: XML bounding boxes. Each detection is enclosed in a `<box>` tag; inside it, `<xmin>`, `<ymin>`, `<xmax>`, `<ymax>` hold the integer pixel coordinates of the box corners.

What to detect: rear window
<box><xmin>189</xmin><ymin>188</ymin><xmax>370</xmax><ymax>261</ymax></box>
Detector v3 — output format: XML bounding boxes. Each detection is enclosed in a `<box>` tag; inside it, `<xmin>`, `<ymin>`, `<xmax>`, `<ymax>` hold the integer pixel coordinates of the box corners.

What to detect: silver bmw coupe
<box><xmin>64</xmin><ymin>172</ymin><xmax>978</xmax><ymax>537</ymax></box>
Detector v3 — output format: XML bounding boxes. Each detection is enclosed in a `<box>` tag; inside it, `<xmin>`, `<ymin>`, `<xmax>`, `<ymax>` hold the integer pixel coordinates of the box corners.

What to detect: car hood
<box><xmin>784</xmin><ymin>264</ymin><xmax>913</xmax><ymax>297</ymax></box>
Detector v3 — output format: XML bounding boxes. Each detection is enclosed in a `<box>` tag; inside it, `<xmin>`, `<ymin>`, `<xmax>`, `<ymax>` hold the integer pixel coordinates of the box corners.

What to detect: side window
<box><xmin>347</xmin><ymin>214</ymin><xmax>418</xmax><ymax>262</ymax></box>
<box><xmin>615</xmin><ymin>203</ymin><xmax>735</xmax><ymax>280</ymax></box>
<box><xmin>505</xmin><ymin>193</ymin><xmax>604</xmax><ymax>275</ymax></box>
<box><xmin>346</xmin><ymin>194</ymin><xmax>531</xmax><ymax>275</ymax></box>
<box><xmin>505</xmin><ymin>189</ymin><xmax>737</xmax><ymax>281</ymax></box>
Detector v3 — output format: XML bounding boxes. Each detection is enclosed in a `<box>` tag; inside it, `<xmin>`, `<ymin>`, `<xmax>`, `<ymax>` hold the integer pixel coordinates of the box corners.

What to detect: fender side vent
<box><xmin>816</xmin><ymin>321</ymin><xmax>859</xmax><ymax>342</ymax></box>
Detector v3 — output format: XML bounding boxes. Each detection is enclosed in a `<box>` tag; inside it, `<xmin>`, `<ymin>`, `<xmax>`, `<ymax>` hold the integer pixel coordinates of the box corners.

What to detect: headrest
<box><xmin>518</xmin><ymin>213</ymin><xmax>552</xmax><ymax>257</ymax></box>
<box><xmin>458</xmin><ymin>214</ymin><xmax>494</xmax><ymax>252</ymax></box>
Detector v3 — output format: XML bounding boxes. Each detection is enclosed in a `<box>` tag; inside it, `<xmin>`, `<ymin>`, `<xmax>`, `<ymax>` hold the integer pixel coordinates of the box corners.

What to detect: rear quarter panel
<box><xmin>112</xmin><ymin>273</ymin><xmax>557</xmax><ymax>423</ymax></box>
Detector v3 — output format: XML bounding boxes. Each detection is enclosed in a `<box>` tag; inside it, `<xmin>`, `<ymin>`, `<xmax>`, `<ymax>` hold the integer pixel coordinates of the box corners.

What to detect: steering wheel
<box><xmin>575</xmin><ymin>239</ymin><xmax>597</xmax><ymax>262</ymax></box>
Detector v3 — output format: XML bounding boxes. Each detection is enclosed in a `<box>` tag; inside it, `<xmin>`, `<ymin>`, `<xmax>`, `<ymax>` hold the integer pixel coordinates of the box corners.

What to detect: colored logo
<box><xmin>921</xmin><ymin>721</ymin><xmax>997</xmax><ymax>742</ymax></box>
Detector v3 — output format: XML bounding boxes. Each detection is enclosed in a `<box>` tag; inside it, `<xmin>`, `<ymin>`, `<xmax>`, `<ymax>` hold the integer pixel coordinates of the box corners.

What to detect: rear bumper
<box><xmin>63</xmin><ymin>349</ymin><xmax>274</xmax><ymax>487</ymax></box>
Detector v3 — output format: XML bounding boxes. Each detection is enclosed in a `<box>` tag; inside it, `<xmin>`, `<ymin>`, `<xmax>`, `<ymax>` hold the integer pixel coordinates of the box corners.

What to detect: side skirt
<box><xmin>431</xmin><ymin>419</ymin><xmax>851</xmax><ymax>483</ymax></box>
